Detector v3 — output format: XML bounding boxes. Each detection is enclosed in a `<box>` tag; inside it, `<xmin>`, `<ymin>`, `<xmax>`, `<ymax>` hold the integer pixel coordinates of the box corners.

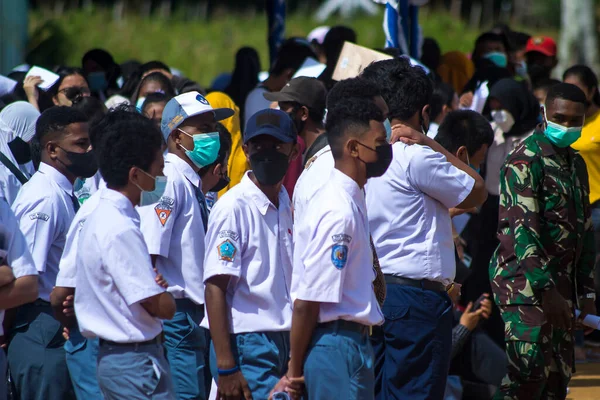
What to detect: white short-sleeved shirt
<box><xmin>293</xmin><ymin>169</ymin><xmax>384</xmax><ymax>326</ymax></box>
<box><xmin>292</xmin><ymin>145</ymin><xmax>334</xmax><ymax>226</ymax></box>
<box><xmin>366</xmin><ymin>142</ymin><xmax>475</xmax><ymax>286</ymax></box>
<box><xmin>0</xmin><ymin>199</ymin><xmax>37</xmax><ymax>335</ymax></box>
<box><xmin>139</xmin><ymin>153</ymin><xmax>206</xmax><ymax>306</ymax></box>
<box><xmin>11</xmin><ymin>163</ymin><xmax>75</xmax><ymax>301</ymax></box>
<box><xmin>202</xmin><ymin>172</ymin><xmax>294</xmax><ymax>333</ymax></box>
<box><xmin>75</xmin><ymin>189</ymin><xmax>165</xmax><ymax>343</ymax></box>
<box><xmin>55</xmin><ymin>189</ymin><xmax>104</xmax><ymax>288</ymax></box>
<box><xmin>243</xmin><ymin>86</ymin><xmax>270</xmax><ymax>128</ymax></box>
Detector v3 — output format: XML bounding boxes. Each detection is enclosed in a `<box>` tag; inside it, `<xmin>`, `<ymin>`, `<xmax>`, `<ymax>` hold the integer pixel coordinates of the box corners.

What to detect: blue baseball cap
<box><xmin>244</xmin><ymin>109</ymin><xmax>297</xmax><ymax>144</ymax></box>
<box><xmin>161</xmin><ymin>91</ymin><xmax>234</xmax><ymax>141</ymax></box>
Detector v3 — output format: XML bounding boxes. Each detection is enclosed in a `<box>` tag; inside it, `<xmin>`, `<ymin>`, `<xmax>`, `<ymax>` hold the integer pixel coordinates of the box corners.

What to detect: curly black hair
<box><xmin>92</xmin><ymin>106</ymin><xmax>163</xmax><ymax>188</ymax></box>
<box><xmin>36</xmin><ymin>106</ymin><xmax>88</xmax><ymax>146</ymax></box>
<box><xmin>326</xmin><ymin>95</ymin><xmax>384</xmax><ymax>159</ymax></box>
<box><xmin>435</xmin><ymin>110</ymin><xmax>494</xmax><ymax>156</ymax></box>
<box><xmin>326</xmin><ymin>77</ymin><xmax>382</xmax><ymax>111</ymax></box>
<box><xmin>361</xmin><ymin>57</ymin><xmax>433</xmax><ymax>121</ymax></box>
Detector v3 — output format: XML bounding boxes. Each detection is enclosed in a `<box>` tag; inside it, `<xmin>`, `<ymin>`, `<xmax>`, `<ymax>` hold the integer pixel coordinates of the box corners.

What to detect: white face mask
<box><xmin>491</xmin><ymin>109</ymin><xmax>516</xmax><ymax>133</ymax></box>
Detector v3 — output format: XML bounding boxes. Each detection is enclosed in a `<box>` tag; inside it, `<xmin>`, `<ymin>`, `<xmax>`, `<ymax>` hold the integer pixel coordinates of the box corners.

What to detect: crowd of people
<box><xmin>0</xmin><ymin>21</ymin><xmax>598</xmax><ymax>400</ymax></box>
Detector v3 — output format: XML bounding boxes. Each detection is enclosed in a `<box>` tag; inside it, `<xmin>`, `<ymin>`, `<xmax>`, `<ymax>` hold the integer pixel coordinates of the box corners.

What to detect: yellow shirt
<box><xmin>572</xmin><ymin>111</ymin><xmax>600</xmax><ymax>204</ymax></box>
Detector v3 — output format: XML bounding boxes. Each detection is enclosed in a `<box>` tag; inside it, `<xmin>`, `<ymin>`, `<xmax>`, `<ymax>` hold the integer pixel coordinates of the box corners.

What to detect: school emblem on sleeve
<box><xmin>217</xmin><ymin>240</ymin><xmax>237</xmax><ymax>262</ymax></box>
<box><xmin>331</xmin><ymin>244</ymin><xmax>348</xmax><ymax>269</ymax></box>
<box><xmin>154</xmin><ymin>197</ymin><xmax>175</xmax><ymax>226</ymax></box>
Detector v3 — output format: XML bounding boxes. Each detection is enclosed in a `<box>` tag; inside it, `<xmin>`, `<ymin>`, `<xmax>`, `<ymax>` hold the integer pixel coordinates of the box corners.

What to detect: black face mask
<box><xmin>357</xmin><ymin>142</ymin><xmax>393</xmax><ymax>179</ymax></box>
<box><xmin>250</xmin><ymin>148</ymin><xmax>290</xmax><ymax>186</ymax></box>
<box><xmin>286</xmin><ymin>110</ymin><xmax>306</xmax><ymax>135</ymax></box>
<box><xmin>210</xmin><ymin>174</ymin><xmax>230</xmax><ymax>193</ymax></box>
<box><xmin>58</xmin><ymin>147</ymin><xmax>98</xmax><ymax>178</ymax></box>
<box><xmin>527</xmin><ymin>64</ymin><xmax>552</xmax><ymax>83</ymax></box>
<box><xmin>7</xmin><ymin>137</ymin><xmax>32</xmax><ymax>164</ymax></box>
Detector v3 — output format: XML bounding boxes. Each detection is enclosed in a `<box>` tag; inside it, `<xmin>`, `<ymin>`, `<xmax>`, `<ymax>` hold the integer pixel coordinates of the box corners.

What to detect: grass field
<box><xmin>28</xmin><ymin>7</ymin><xmax>548</xmax><ymax>88</ymax></box>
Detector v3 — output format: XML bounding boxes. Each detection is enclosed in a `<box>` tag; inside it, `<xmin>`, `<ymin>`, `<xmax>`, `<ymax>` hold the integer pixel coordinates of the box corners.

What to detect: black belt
<box><xmin>384</xmin><ymin>275</ymin><xmax>446</xmax><ymax>292</ymax></box>
<box><xmin>318</xmin><ymin>320</ymin><xmax>369</xmax><ymax>336</ymax></box>
<box><xmin>99</xmin><ymin>333</ymin><xmax>163</xmax><ymax>348</ymax></box>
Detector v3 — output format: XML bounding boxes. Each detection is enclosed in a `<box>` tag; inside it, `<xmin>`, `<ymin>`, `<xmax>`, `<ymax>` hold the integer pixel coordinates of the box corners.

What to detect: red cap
<box><xmin>526</xmin><ymin>36</ymin><xmax>557</xmax><ymax>57</ymax></box>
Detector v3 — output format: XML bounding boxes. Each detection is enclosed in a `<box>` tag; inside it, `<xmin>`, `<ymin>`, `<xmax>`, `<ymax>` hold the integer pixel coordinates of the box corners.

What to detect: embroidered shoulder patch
<box><xmin>29</xmin><ymin>212</ymin><xmax>49</xmax><ymax>221</ymax></box>
<box><xmin>217</xmin><ymin>240</ymin><xmax>237</xmax><ymax>262</ymax></box>
<box><xmin>218</xmin><ymin>230</ymin><xmax>240</xmax><ymax>241</ymax></box>
<box><xmin>154</xmin><ymin>196</ymin><xmax>175</xmax><ymax>226</ymax></box>
<box><xmin>331</xmin><ymin>244</ymin><xmax>348</xmax><ymax>269</ymax></box>
<box><xmin>332</xmin><ymin>234</ymin><xmax>352</xmax><ymax>244</ymax></box>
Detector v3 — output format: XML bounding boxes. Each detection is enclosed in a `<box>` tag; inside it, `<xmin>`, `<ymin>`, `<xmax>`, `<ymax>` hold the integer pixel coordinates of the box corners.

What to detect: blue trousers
<box><xmin>304</xmin><ymin>321</ymin><xmax>375</xmax><ymax>400</ymax></box>
<box><xmin>97</xmin><ymin>341</ymin><xmax>174</xmax><ymax>399</ymax></box>
<box><xmin>7</xmin><ymin>302</ymin><xmax>75</xmax><ymax>400</ymax></box>
<box><xmin>210</xmin><ymin>331</ymin><xmax>290</xmax><ymax>400</ymax></box>
<box><xmin>65</xmin><ymin>326</ymin><xmax>103</xmax><ymax>399</ymax></box>
<box><xmin>163</xmin><ymin>299</ymin><xmax>211</xmax><ymax>400</ymax></box>
<box><xmin>372</xmin><ymin>283</ymin><xmax>453</xmax><ymax>400</ymax></box>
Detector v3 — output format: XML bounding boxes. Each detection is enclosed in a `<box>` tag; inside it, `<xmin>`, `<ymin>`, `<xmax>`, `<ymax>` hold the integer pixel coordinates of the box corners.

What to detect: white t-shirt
<box><xmin>139</xmin><ymin>153</ymin><xmax>206</xmax><ymax>306</ymax></box>
<box><xmin>293</xmin><ymin>169</ymin><xmax>384</xmax><ymax>326</ymax></box>
<box><xmin>202</xmin><ymin>172</ymin><xmax>294</xmax><ymax>333</ymax></box>
<box><xmin>243</xmin><ymin>86</ymin><xmax>271</xmax><ymax>128</ymax></box>
<box><xmin>11</xmin><ymin>163</ymin><xmax>75</xmax><ymax>301</ymax></box>
<box><xmin>75</xmin><ymin>189</ymin><xmax>165</xmax><ymax>343</ymax></box>
<box><xmin>366</xmin><ymin>142</ymin><xmax>475</xmax><ymax>286</ymax></box>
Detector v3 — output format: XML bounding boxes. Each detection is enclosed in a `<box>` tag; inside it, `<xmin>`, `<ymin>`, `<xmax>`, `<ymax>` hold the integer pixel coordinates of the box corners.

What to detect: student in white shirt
<box><xmin>361</xmin><ymin>58</ymin><xmax>488</xmax><ymax>400</ymax></box>
<box><xmin>74</xmin><ymin>108</ymin><xmax>176</xmax><ymax>399</ymax></box>
<box><xmin>0</xmin><ymin>199</ymin><xmax>38</xmax><ymax>400</ymax></box>
<box><xmin>139</xmin><ymin>91</ymin><xmax>233</xmax><ymax>400</ymax></box>
<box><xmin>203</xmin><ymin>109</ymin><xmax>299</xmax><ymax>400</ymax></box>
<box><xmin>0</xmin><ymin>101</ymin><xmax>40</xmax><ymax>205</ymax></box>
<box><xmin>9</xmin><ymin>106</ymin><xmax>97</xmax><ymax>400</ymax></box>
<box><xmin>275</xmin><ymin>93</ymin><xmax>390</xmax><ymax>400</ymax></box>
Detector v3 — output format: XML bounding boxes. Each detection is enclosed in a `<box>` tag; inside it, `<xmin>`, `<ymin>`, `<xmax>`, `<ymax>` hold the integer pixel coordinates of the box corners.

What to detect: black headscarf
<box><xmin>489</xmin><ymin>78</ymin><xmax>540</xmax><ymax>137</ymax></box>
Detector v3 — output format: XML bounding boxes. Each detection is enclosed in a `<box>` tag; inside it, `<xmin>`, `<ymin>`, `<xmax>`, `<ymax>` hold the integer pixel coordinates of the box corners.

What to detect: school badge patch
<box><xmin>154</xmin><ymin>197</ymin><xmax>175</xmax><ymax>226</ymax></box>
<box><xmin>217</xmin><ymin>239</ymin><xmax>237</xmax><ymax>262</ymax></box>
<box><xmin>331</xmin><ymin>244</ymin><xmax>348</xmax><ymax>269</ymax></box>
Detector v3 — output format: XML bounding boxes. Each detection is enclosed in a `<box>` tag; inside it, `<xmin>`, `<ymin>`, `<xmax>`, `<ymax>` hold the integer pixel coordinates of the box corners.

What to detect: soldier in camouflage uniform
<box><xmin>489</xmin><ymin>83</ymin><xmax>597</xmax><ymax>399</ymax></box>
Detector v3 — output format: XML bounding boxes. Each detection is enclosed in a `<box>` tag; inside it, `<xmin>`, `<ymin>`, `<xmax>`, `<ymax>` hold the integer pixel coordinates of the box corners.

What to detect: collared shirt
<box><xmin>139</xmin><ymin>153</ymin><xmax>206</xmax><ymax>306</ymax></box>
<box><xmin>11</xmin><ymin>162</ymin><xmax>75</xmax><ymax>301</ymax></box>
<box><xmin>202</xmin><ymin>172</ymin><xmax>294</xmax><ymax>333</ymax></box>
<box><xmin>293</xmin><ymin>169</ymin><xmax>384</xmax><ymax>326</ymax></box>
<box><xmin>75</xmin><ymin>189</ymin><xmax>165</xmax><ymax>342</ymax></box>
<box><xmin>0</xmin><ymin>199</ymin><xmax>37</xmax><ymax>335</ymax></box>
<box><xmin>292</xmin><ymin>144</ymin><xmax>334</xmax><ymax>226</ymax></box>
<box><xmin>366</xmin><ymin>142</ymin><xmax>475</xmax><ymax>286</ymax></box>
<box><xmin>55</xmin><ymin>189</ymin><xmax>104</xmax><ymax>288</ymax></box>
<box><xmin>74</xmin><ymin>171</ymin><xmax>106</xmax><ymax>206</ymax></box>
<box><xmin>427</xmin><ymin>122</ymin><xmax>439</xmax><ymax>139</ymax></box>
<box><xmin>0</xmin><ymin>164</ymin><xmax>27</xmax><ymax>206</ymax></box>
<box><xmin>490</xmin><ymin>130</ymin><xmax>595</xmax><ymax>308</ymax></box>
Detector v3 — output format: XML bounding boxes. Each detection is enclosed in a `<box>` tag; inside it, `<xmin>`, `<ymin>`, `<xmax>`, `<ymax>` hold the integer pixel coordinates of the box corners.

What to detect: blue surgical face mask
<box><xmin>136</xmin><ymin>96</ymin><xmax>146</xmax><ymax>113</ymax></box>
<box><xmin>466</xmin><ymin>153</ymin><xmax>480</xmax><ymax>174</ymax></box>
<box><xmin>87</xmin><ymin>71</ymin><xmax>108</xmax><ymax>92</ymax></box>
<box><xmin>136</xmin><ymin>169</ymin><xmax>168</xmax><ymax>206</ymax></box>
<box><xmin>483</xmin><ymin>52</ymin><xmax>508</xmax><ymax>68</ymax></box>
<box><xmin>384</xmin><ymin>118</ymin><xmax>392</xmax><ymax>142</ymax></box>
<box><xmin>544</xmin><ymin>120</ymin><xmax>582</xmax><ymax>148</ymax></box>
<box><xmin>179</xmin><ymin>129</ymin><xmax>221</xmax><ymax>168</ymax></box>
<box><xmin>515</xmin><ymin>60</ymin><xmax>528</xmax><ymax>78</ymax></box>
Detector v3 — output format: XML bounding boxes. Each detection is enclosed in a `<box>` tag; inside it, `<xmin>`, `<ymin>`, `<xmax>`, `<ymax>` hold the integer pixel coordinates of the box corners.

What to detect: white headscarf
<box><xmin>0</xmin><ymin>101</ymin><xmax>40</xmax><ymax>166</ymax></box>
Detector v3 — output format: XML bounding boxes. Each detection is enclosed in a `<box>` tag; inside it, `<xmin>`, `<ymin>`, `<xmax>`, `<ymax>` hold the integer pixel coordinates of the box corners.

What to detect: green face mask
<box><xmin>544</xmin><ymin>120</ymin><xmax>582</xmax><ymax>148</ymax></box>
<box><xmin>483</xmin><ymin>52</ymin><xmax>508</xmax><ymax>68</ymax></box>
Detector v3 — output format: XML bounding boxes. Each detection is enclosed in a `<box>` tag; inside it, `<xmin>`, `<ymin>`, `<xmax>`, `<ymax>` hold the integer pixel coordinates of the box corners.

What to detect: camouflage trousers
<box><xmin>494</xmin><ymin>305</ymin><xmax>574</xmax><ymax>400</ymax></box>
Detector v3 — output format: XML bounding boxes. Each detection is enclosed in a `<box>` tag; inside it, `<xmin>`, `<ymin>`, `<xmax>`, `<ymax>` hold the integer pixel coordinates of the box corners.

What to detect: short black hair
<box><xmin>71</xmin><ymin>95</ymin><xmax>107</xmax><ymax>126</ymax></box>
<box><xmin>325</xmin><ymin>96</ymin><xmax>384</xmax><ymax>159</ymax></box>
<box><xmin>36</xmin><ymin>106</ymin><xmax>88</xmax><ymax>146</ymax></box>
<box><xmin>199</xmin><ymin>122</ymin><xmax>233</xmax><ymax>176</ymax></box>
<box><xmin>472</xmin><ymin>32</ymin><xmax>509</xmax><ymax>62</ymax></box>
<box><xmin>430</xmin><ymin>82</ymin><xmax>455</xmax><ymax>121</ymax></box>
<box><xmin>94</xmin><ymin>107</ymin><xmax>163</xmax><ymax>188</ymax></box>
<box><xmin>421</xmin><ymin>37</ymin><xmax>441</xmax><ymax>71</ymax></box>
<box><xmin>435</xmin><ymin>110</ymin><xmax>494</xmax><ymax>156</ymax></box>
<box><xmin>533</xmin><ymin>78</ymin><xmax>561</xmax><ymax>92</ymax></box>
<box><xmin>270</xmin><ymin>38</ymin><xmax>318</xmax><ymax>76</ymax></box>
<box><xmin>563</xmin><ymin>64</ymin><xmax>600</xmax><ymax>106</ymax></box>
<box><xmin>326</xmin><ymin>78</ymin><xmax>381</xmax><ymax>110</ymax></box>
<box><xmin>139</xmin><ymin>61</ymin><xmax>171</xmax><ymax>76</ymax></box>
<box><xmin>133</xmin><ymin>72</ymin><xmax>176</xmax><ymax>102</ymax></box>
<box><xmin>361</xmin><ymin>57</ymin><xmax>432</xmax><ymax>121</ymax></box>
<box><xmin>545</xmin><ymin>83</ymin><xmax>588</xmax><ymax>108</ymax></box>
<box><xmin>49</xmin><ymin>67</ymin><xmax>87</xmax><ymax>96</ymax></box>
<box><xmin>323</xmin><ymin>26</ymin><xmax>357</xmax><ymax>67</ymax></box>
<box><xmin>142</xmin><ymin>92</ymin><xmax>172</xmax><ymax>115</ymax></box>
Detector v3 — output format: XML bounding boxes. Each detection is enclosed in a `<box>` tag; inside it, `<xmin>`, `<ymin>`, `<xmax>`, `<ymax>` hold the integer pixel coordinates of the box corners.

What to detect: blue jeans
<box><xmin>7</xmin><ymin>302</ymin><xmax>75</xmax><ymax>400</ymax></box>
<box><xmin>209</xmin><ymin>331</ymin><xmax>289</xmax><ymax>400</ymax></box>
<box><xmin>163</xmin><ymin>299</ymin><xmax>211</xmax><ymax>400</ymax></box>
<box><xmin>65</xmin><ymin>326</ymin><xmax>103</xmax><ymax>399</ymax></box>
<box><xmin>304</xmin><ymin>321</ymin><xmax>375</xmax><ymax>400</ymax></box>
<box><xmin>97</xmin><ymin>341</ymin><xmax>174</xmax><ymax>400</ymax></box>
<box><xmin>372</xmin><ymin>283</ymin><xmax>453</xmax><ymax>400</ymax></box>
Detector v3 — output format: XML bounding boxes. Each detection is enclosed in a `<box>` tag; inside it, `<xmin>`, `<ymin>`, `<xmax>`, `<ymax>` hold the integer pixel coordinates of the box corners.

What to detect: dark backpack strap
<box><xmin>0</xmin><ymin>152</ymin><xmax>28</xmax><ymax>185</ymax></box>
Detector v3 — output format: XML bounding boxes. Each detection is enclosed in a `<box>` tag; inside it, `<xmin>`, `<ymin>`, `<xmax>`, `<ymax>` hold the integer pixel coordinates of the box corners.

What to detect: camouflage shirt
<box><xmin>490</xmin><ymin>129</ymin><xmax>595</xmax><ymax>307</ymax></box>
